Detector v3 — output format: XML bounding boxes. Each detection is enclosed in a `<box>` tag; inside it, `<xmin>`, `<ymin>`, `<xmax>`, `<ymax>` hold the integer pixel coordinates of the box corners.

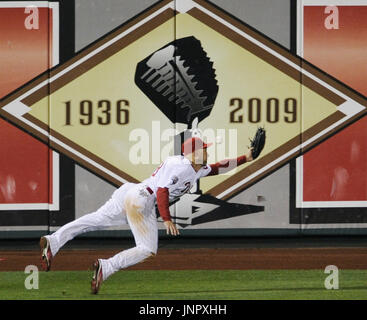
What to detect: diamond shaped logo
<box><xmin>1</xmin><ymin>0</ymin><xmax>366</xmax><ymax>200</ymax></box>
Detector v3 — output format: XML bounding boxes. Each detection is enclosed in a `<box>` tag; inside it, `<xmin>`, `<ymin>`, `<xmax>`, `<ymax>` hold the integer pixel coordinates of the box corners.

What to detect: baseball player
<box><xmin>40</xmin><ymin>136</ymin><xmax>255</xmax><ymax>294</ymax></box>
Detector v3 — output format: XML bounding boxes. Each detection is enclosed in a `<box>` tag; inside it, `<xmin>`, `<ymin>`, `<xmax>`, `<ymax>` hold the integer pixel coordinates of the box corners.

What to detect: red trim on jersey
<box><xmin>207</xmin><ymin>155</ymin><xmax>247</xmax><ymax>176</ymax></box>
<box><xmin>156</xmin><ymin>187</ymin><xmax>171</xmax><ymax>222</ymax></box>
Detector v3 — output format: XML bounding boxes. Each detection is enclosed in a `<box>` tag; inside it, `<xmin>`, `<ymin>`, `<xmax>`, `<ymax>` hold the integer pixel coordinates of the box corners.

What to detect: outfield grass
<box><xmin>1</xmin><ymin>269</ymin><xmax>367</xmax><ymax>300</ymax></box>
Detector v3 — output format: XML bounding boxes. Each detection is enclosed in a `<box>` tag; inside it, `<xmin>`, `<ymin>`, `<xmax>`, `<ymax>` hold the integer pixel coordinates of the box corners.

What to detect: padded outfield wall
<box><xmin>0</xmin><ymin>0</ymin><xmax>366</xmax><ymax>238</ymax></box>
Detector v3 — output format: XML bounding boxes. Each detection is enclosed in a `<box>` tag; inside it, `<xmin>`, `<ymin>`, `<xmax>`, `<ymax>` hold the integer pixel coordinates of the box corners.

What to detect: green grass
<box><xmin>1</xmin><ymin>270</ymin><xmax>367</xmax><ymax>300</ymax></box>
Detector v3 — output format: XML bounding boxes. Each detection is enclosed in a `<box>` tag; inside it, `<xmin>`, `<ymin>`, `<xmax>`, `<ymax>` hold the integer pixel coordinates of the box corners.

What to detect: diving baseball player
<box><xmin>40</xmin><ymin>136</ymin><xmax>257</xmax><ymax>294</ymax></box>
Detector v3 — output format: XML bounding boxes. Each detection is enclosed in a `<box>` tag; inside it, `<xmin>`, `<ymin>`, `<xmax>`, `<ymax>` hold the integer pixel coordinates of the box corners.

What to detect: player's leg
<box><xmin>98</xmin><ymin>185</ymin><xmax>158</xmax><ymax>282</ymax></box>
<box><xmin>41</xmin><ymin>183</ymin><xmax>134</xmax><ymax>270</ymax></box>
<box><xmin>45</xmin><ymin>198</ymin><xmax>124</xmax><ymax>256</ymax></box>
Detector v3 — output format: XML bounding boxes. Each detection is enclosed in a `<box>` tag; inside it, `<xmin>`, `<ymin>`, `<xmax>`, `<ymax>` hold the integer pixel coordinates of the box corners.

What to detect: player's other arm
<box><xmin>207</xmin><ymin>148</ymin><xmax>253</xmax><ymax>176</ymax></box>
<box><xmin>156</xmin><ymin>187</ymin><xmax>180</xmax><ymax>236</ymax></box>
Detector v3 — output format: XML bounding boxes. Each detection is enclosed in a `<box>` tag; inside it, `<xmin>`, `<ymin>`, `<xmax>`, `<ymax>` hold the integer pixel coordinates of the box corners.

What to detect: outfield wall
<box><xmin>1</xmin><ymin>0</ymin><xmax>367</xmax><ymax>239</ymax></box>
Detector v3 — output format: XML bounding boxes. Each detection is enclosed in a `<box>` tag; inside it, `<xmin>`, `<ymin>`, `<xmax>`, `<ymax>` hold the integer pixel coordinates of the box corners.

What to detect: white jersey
<box><xmin>142</xmin><ymin>155</ymin><xmax>212</xmax><ymax>202</ymax></box>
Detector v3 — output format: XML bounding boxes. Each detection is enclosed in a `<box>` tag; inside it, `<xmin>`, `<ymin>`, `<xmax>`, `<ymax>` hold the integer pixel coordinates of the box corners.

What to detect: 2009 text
<box><xmin>229</xmin><ymin>97</ymin><xmax>297</xmax><ymax>124</ymax></box>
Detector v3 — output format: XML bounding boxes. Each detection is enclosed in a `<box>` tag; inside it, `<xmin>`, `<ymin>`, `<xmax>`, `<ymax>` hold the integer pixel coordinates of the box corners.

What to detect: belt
<box><xmin>146</xmin><ymin>186</ymin><xmax>154</xmax><ymax>195</ymax></box>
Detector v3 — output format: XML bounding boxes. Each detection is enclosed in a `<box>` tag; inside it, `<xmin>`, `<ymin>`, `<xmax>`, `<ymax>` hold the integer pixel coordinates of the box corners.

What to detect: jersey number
<box><xmin>180</xmin><ymin>182</ymin><xmax>191</xmax><ymax>195</ymax></box>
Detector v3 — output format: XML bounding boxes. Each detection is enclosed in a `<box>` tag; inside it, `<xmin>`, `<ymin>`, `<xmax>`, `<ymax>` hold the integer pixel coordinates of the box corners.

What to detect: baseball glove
<box><xmin>250</xmin><ymin>127</ymin><xmax>266</xmax><ymax>160</ymax></box>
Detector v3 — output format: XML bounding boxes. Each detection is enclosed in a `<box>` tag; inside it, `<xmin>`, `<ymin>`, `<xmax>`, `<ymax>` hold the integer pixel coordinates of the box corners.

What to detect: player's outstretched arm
<box><xmin>207</xmin><ymin>148</ymin><xmax>254</xmax><ymax>176</ymax></box>
<box><xmin>156</xmin><ymin>187</ymin><xmax>180</xmax><ymax>236</ymax></box>
<box><xmin>163</xmin><ymin>221</ymin><xmax>180</xmax><ymax>236</ymax></box>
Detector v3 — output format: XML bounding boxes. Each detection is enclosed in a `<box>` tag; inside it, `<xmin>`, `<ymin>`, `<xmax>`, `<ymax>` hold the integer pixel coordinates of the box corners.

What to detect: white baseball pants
<box><xmin>45</xmin><ymin>182</ymin><xmax>158</xmax><ymax>280</ymax></box>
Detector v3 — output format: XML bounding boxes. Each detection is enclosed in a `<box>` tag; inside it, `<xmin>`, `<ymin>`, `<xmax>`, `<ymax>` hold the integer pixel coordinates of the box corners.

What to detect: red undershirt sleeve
<box><xmin>156</xmin><ymin>187</ymin><xmax>172</xmax><ymax>222</ymax></box>
<box><xmin>207</xmin><ymin>155</ymin><xmax>247</xmax><ymax>176</ymax></box>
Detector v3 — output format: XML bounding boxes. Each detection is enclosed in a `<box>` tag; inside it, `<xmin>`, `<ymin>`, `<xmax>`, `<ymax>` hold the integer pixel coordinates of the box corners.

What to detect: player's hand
<box><xmin>245</xmin><ymin>147</ymin><xmax>254</xmax><ymax>162</ymax></box>
<box><xmin>164</xmin><ymin>221</ymin><xmax>180</xmax><ymax>236</ymax></box>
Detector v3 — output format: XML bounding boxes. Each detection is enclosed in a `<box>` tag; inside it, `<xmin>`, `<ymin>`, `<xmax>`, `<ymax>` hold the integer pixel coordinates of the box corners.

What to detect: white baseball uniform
<box><xmin>44</xmin><ymin>155</ymin><xmax>212</xmax><ymax>280</ymax></box>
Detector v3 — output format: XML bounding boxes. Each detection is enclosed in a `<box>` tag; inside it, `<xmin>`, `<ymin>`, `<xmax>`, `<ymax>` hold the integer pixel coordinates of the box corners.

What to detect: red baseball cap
<box><xmin>181</xmin><ymin>137</ymin><xmax>213</xmax><ymax>155</ymax></box>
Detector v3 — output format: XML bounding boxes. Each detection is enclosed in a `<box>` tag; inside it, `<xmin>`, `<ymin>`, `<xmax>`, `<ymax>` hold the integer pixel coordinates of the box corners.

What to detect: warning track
<box><xmin>1</xmin><ymin>247</ymin><xmax>366</xmax><ymax>271</ymax></box>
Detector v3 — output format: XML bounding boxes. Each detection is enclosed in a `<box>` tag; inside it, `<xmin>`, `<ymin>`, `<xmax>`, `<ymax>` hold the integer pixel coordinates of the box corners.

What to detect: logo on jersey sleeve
<box><xmin>170</xmin><ymin>175</ymin><xmax>178</xmax><ymax>185</ymax></box>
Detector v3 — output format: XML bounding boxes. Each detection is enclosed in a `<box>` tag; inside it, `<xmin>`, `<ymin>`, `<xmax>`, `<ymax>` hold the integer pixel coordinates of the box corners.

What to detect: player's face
<box><xmin>194</xmin><ymin>148</ymin><xmax>208</xmax><ymax>166</ymax></box>
<box><xmin>202</xmin><ymin>148</ymin><xmax>208</xmax><ymax>165</ymax></box>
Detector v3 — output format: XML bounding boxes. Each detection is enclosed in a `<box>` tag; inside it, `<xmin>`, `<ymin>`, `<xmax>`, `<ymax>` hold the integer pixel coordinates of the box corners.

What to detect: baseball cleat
<box><xmin>91</xmin><ymin>259</ymin><xmax>103</xmax><ymax>294</ymax></box>
<box><xmin>40</xmin><ymin>236</ymin><xmax>52</xmax><ymax>271</ymax></box>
